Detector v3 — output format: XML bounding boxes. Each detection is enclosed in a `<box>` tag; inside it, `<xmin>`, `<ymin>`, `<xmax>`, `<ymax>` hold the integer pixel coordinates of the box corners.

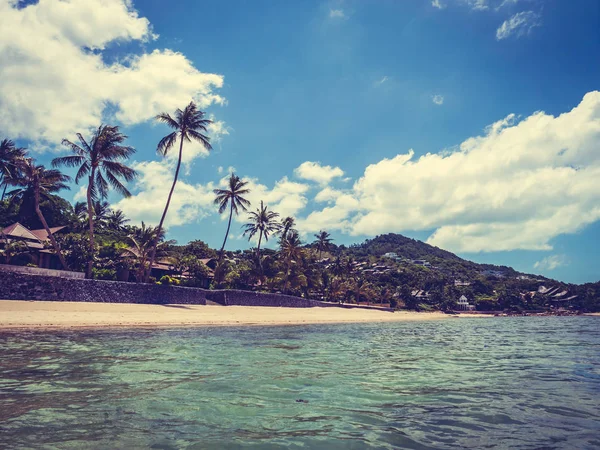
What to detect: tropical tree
<box><xmin>54</xmin><ymin>125</ymin><xmax>137</xmax><ymax>278</ymax></box>
<box><xmin>280</xmin><ymin>230</ymin><xmax>304</xmax><ymax>294</ymax></box>
<box><xmin>121</xmin><ymin>222</ymin><xmax>169</xmax><ymax>282</ymax></box>
<box><xmin>213</xmin><ymin>173</ymin><xmax>251</xmax><ymax>260</ymax></box>
<box><xmin>0</xmin><ymin>239</ymin><xmax>28</xmax><ymax>264</ymax></box>
<box><xmin>242</xmin><ymin>200</ymin><xmax>280</xmax><ymax>272</ymax></box>
<box><xmin>7</xmin><ymin>159</ymin><xmax>70</xmax><ymax>269</ymax></box>
<box><xmin>106</xmin><ymin>209</ymin><xmax>129</xmax><ymax>232</ymax></box>
<box><xmin>314</xmin><ymin>230</ymin><xmax>333</xmax><ymax>259</ymax></box>
<box><xmin>279</xmin><ymin>216</ymin><xmax>296</xmax><ymax>243</ymax></box>
<box><xmin>91</xmin><ymin>200</ymin><xmax>111</xmax><ymax>229</ymax></box>
<box><xmin>0</xmin><ymin>139</ymin><xmax>26</xmax><ymax>200</ymax></box>
<box><xmin>147</xmin><ymin>101</ymin><xmax>213</xmax><ymax>282</ymax></box>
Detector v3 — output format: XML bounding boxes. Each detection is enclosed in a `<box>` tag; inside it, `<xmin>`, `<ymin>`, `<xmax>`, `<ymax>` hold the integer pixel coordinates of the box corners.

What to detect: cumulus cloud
<box><xmin>534</xmin><ymin>255</ymin><xmax>569</xmax><ymax>271</ymax></box>
<box><xmin>432</xmin><ymin>95</ymin><xmax>445</xmax><ymax>105</ymax></box>
<box><xmin>496</xmin><ymin>11</ymin><xmax>541</xmax><ymax>40</ymax></box>
<box><xmin>116</xmin><ymin>162</ymin><xmax>310</xmax><ymax>231</ymax></box>
<box><xmin>432</xmin><ymin>0</ymin><xmax>446</xmax><ymax>9</ymax></box>
<box><xmin>294</xmin><ymin>161</ymin><xmax>344</xmax><ymax>185</ymax></box>
<box><xmin>299</xmin><ymin>91</ymin><xmax>600</xmax><ymax>253</ymax></box>
<box><xmin>0</xmin><ymin>0</ymin><xmax>224</xmax><ymax>144</ymax></box>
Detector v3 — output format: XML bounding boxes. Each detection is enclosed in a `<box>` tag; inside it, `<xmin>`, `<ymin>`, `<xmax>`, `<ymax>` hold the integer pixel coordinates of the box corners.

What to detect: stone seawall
<box><xmin>0</xmin><ymin>271</ymin><xmax>209</xmax><ymax>305</ymax></box>
<box><xmin>0</xmin><ymin>271</ymin><xmax>343</xmax><ymax>308</ymax></box>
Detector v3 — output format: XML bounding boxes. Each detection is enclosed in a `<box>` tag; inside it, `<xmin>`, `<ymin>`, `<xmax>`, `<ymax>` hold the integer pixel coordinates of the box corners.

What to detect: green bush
<box><xmin>93</xmin><ymin>268</ymin><xmax>116</xmax><ymax>281</ymax></box>
<box><xmin>158</xmin><ymin>275</ymin><xmax>180</xmax><ymax>286</ymax></box>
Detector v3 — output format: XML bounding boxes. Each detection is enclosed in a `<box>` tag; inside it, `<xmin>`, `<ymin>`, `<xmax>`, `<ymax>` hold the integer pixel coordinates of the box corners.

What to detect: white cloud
<box><xmin>116</xmin><ymin>163</ymin><xmax>310</xmax><ymax>231</ymax></box>
<box><xmin>329</xmin><ymin>9</ymin><xmax>346</xmax><ymax>19</ymax></box>
<box><xmin>432</xmin><ymin>0</ymin><xmax>446</xmax><ymax>9</ymax></box>
<box><xmin>463</xmin><ymin>0</ymin><xmax>489</xmax><ymax>10</ymax></box>
<box><xmin>496</xmin><ymin>11</ymin><xmax>541</xmax><ymax>40</ymax></box>
<box><xmin>534</xmin><ymin>255</ymin><xmax>569</xmax><ymax>271</ymax></box>
<box><xmin>0</xmin><ymin>0</ymin><xmax>224</xmax><ymax>144</ymax></box>
<box><xmin>299</xmin><ymin>91</ymin><xmax>600</xmax><ymax>253</ymax></box>
<box><xmin>294</xmin><ymin>161</ymin><xmax>344</xmax><ymax>185</ymax></box>
<box><xmin>376</xmin><ymin>76</ymin><xmax>389</xmax><ymax>86</ymax></box>
<box><xmin>432</xmin><ymin>94</ymin><xmax>445</xmax><ymax>105</ymax></box>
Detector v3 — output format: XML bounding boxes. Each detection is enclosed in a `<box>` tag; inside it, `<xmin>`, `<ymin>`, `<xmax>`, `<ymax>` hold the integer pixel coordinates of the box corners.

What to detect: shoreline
<box><xmin>0</xmin><ymin>300</ymin><xmax>458</xmax><ymax>330</ymax></box>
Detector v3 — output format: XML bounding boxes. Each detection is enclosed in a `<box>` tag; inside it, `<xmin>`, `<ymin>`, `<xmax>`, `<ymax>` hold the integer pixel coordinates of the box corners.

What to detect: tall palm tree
<box><xmin>92</xmin><ymin>200</ymin><xmax>111</xmax><ymax>229</ymax></box>
<box><xmin>280</xmin><ymin>230</ymin><xmax>303</xmax><ymax>294</ymax></box>
<box><xmin>7</xmin><ymin>158</ymin><xmax>70</xmax><ymax>269</ymax></box>
<box><xmin>242</xmin><ymin>200</ymin><xmax>280</xmax><ymax>272</ymax></box>
<box><xmin>0</xmin><ymin>139</ymin><xmax>27</xmax><ymax>201</ymax></box>
<box><xmin>213</xmin><ymin>173</ymin><xmax>251</xmax><ymax>261</ymax></box>
<box><xmin>147</xmin><ymin>101</ymin><xmax>213</xmax><ymax>282</ymax></box>
<box><xmin>54</xmin><ymin>125</ymin><xmax>137</xmax><ymax>278</ymax></box>
<box><xmin>314</xmin><ymin>230</ymin><xmax>333</xmax><ymax>259</ymax></box>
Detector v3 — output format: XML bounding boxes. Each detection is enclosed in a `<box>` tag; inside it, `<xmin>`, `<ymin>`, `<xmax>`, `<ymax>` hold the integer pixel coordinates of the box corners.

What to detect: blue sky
<box><xmin>1</xmin><ymin>0</ymin><xmax>599</xmax><ymax>283</ymax></box>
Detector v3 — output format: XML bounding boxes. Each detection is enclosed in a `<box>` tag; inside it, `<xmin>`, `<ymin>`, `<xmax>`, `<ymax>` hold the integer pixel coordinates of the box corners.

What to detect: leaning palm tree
<box><xmin>54</xmin><ymin>125</ymin><xmax>137</xmax><ymax>278</ymax></box>
<box><xmin>314</xmin><ymin>230</ymin><xmax>334</xmax><ymax>259</ymax></box>
<box><xmin>146</xmin><ymin>101</ymin><xmax>213</xmax><ymax>282</ymax></box>
<box><xmin>242</xmin><ymin>200</ymin><xmax>280</xmax><ymax>272</ymax></box>
<box><xmin>0</xmin><ymin>139</ymin><xmax>27</xmax><ymax>201</ymax></box>
<box><xmin>213</xmin><ymin>173</ymin><xmax>251</xmax><ymax>261</ymax></box>
<box><xmin>7</xmin><ymin>158</ymin><xmax>70</xmax><ymax>269</ymax></box>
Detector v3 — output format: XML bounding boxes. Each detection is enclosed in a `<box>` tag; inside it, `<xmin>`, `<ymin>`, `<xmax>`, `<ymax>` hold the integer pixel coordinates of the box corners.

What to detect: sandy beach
<box><xmin>0</xmin><ymin>300</ymin><xmax>454</xmax><ymax>330</ymax></box>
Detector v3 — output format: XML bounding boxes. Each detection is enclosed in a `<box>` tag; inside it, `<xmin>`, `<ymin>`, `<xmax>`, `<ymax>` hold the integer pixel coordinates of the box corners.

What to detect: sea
<box><xmin>1</xmin><ymin>317</ymin><xmax>599</xmax><ymax>449</ymax></box>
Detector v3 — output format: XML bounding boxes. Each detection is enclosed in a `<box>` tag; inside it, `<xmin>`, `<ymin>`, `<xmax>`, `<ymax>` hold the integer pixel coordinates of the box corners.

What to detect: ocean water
<box><xmin>1</xmin><ymin>317</ymin><xmax>599</xmax><ymax>449</ymax></box>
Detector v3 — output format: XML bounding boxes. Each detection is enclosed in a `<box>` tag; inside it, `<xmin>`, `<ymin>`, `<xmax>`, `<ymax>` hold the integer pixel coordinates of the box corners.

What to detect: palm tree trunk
<box><xmin>219</xmin><ymin>202</ymin><xmax>234</xmax><ymax>261</ymax></box>
<box><xmin>256</xmin><ymin>231</ymin><xmax>263</xmax><ymax>275</ymax></box>
<box><xmin>85</xmin><ymin>169</ymin><xmax>96</xmax><ymax>279</ymax></box>
<box><xmin>1</xmin><ymin>182</ymin><xmax>6</xmax><ymax>201</ymax></box>
<box><xmin>35</xmin><ymin>187</ymin><xmax>68</xmax><ymax>270</ymax></box>
<box><xmin>283</xmin><ymin>262</ymin><xmax>290</xmax><ymax>294</ymax></box>
<box><xmin>146</xmin><ymin>133</ymin><xmax>184</xmax><ymax>282</ymax></box>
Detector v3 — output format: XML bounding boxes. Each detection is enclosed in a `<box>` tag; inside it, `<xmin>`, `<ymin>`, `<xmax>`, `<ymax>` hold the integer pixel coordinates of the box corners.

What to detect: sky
<box><xmin>1</xmin><ymin>0</ymin><xmax>599</xmax><ymax>284</ymax></box>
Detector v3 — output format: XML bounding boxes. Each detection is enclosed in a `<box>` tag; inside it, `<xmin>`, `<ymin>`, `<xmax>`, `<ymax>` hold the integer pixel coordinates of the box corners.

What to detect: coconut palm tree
<box><xmin>279</xmin><ymin>216</ymin><xmax>296</xmax><ymax>243</ymax></box>
<box><xmin>147</xmin><ymin>101</ymin><xmax>213</xmax><ymax>281</ymax></box>
<box><xmin>7</xmin><ymin>159</ymin><xmax>70</xmax><ymax>269</ymax></box>
<box><xmin>280</xmin><ymin>230</ymin><xmax>303</xmax><ymax>294</ymax></box>
<box><xmin>106</xmin><ymin>209</ymin><xmax>129</xmax><ymax>232</ymax></box>
<box><xmin>0</xmin><ymin>139</ymin><xmax>27</xmax><ymax>201</ymax></box>
<box><xmin>213</xmin><ymin>173</ymin><xmax>251</xmax><ymax>261</ymax></box>
<box><xmin>92</xmin><ymin>200</ymin><xmax>111</xmax><ymax>229</ymax></box>
<box><xmin>54</xmin><ymin>125</ymin><xmax>137</xmax><ymax>278</ymax></box>
<box><xmin>313</xmin><ymin>230</ymin><xmax>333</xmax><ymax>259</ymax></box>
<box><xmin>121</xmin><ymin>222</ymin><xmax>170</xmax><ymax>282</ymax></box>
<box><xmin>242</xmin><ymin>200</ymin><xmax>280</xmax><ymax>272</ymax></box>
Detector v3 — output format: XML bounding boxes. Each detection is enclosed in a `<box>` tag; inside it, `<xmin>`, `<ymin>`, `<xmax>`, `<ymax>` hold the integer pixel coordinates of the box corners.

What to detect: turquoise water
<box><xmin>1</xmin><ymin>317</ymin><xmax>600</xmax><ymax>449</ymax></box>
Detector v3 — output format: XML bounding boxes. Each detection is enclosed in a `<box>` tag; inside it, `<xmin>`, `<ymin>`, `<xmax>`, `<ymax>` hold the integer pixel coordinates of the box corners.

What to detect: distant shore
<box><xmin>0</xmin><ymin>300</ymin><xmax>456</xmax><ymax>330</ymax></box>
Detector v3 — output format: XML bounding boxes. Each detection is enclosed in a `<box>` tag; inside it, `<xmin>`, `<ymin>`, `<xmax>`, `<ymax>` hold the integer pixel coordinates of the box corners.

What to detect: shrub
<box><xmin>158</xmin><ymin>275</ymin><xmax>180</xmax><ymax>286</ymax></box>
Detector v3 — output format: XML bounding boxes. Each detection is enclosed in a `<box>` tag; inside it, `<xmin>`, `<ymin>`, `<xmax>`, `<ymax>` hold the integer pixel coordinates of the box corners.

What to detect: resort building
<box><xmin>454</xmin><ymin>280</ymin><xmax>471</xmax><ymax>287</ymax></box>
<box><xmin>0</xmin><ymin>222</ymin><xmax>67</xmax><ymax>269</ymax></box>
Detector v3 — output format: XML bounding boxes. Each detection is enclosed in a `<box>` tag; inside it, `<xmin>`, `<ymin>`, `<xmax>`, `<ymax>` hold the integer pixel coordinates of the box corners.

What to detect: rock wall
<box><xmin>0</xmin><ymin>271</ymin><xmax>209</xmax><ymax>305</ymax></box>
<box><xmin>0</xmin><ymin>271</ymin><xmax>340</xmax><ymax>308</ymax></box>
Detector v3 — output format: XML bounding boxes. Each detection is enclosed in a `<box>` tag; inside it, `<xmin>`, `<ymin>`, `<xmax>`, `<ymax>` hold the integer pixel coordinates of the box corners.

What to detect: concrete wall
<box><xmin>206</xmin><ymin>290</ymin><xmax>339</xmax><ymax>308</ymax></box>
<box><xmin>0</xmin><ymin>264</ymin><xmax>85</xmax><ymax>279</ymax></box>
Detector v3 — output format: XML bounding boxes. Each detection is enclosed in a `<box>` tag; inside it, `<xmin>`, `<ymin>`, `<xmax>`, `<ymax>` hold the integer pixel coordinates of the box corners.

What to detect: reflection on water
<box><xmin>1</xmin><ymin>317</ymin><xmax>600</xmax><ymax>449</ymax></box>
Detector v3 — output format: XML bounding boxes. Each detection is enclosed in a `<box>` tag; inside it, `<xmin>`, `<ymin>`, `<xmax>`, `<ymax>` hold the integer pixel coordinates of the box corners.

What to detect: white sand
<box><xmin>0</xmin><ymin>300</ymin><xmax>454</xmax><ymax>329</ymax></box>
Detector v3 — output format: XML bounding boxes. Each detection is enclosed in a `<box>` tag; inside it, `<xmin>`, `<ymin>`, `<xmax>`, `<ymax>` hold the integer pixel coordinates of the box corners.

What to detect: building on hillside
<box><xmin>411</xmin><ymin>290</ymin><xmax>430</xmax><ymax>300</ymax></box>
<box><xmin>0</xmin><ymin>222</ymin><xmax>68</xmax><ymax>269</ymax></box>
<box><xmin>383</xmin><ymin>252</ymin><xmax>400</xmax><ymax>260</ymax></box>
<box><xmin>457</xmin><ymin>295</ymin><xmax>475</xmax><ymax>311</ymax></box>
<box><xmin>412</xmin><ymin>259</ymin><xmax>431</xmax><ymax>267</ymax></box>
<box><xmin>454</xmin><ymin>280</ymin><xmax>471</xmax><ymax>287</ymax></box>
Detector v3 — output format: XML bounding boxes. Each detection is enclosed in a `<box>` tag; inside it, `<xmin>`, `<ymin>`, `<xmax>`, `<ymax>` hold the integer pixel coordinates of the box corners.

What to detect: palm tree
<box><xmin>121</xmin><ymin>222</ymin><xmax>170</xmax><ymax>282</ymax></box>
<box><xmin>106</xmin><ymin>209</ymin><xmax>129</xmax><ymax>232</ymax></box>
<box><xmin>0</xmin><ymin>139</ymin><xmax>26</xmax><ymax>201</ymax></box>
<box><xmin>279</xmin><ymin>216</ymin><xmax>296</xmax><ymax>243</ymax></box>
<box><xmin>213</xmin><ymin>173</ymin><xmax>251</xmax><ymax>261</ymax></box>
<box><xmin>54</xmin><ymin>125</ymin><xmax>137</xmax><ymax>278</ymax></box>
<box><xmin>147</xmin><ymin>101</ymin><xmax>213</xmax><ymax>281</ymax></box>
<box><xmin>242</xmin><ymin>200</ymin><xmax>280</xmax><ymax>272</ymax></box>
<box><xmin>7</xmin><ymin>158</ymin><xmax>70</xmax><ymax>269</ymax></box>
<box><xmin>92</xmin><ymin>200</ymin><xmax>111</xmax><ymax>229</ymax></box>
<box><xmin>280</xmin><ymin>230</ymin><xmax>303</xmax><ymax>294</ymax></box>
<box><xmin>314</xmin><ymin>230</ymin><xmax>333</xmax><ymax>259</ymax></box>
